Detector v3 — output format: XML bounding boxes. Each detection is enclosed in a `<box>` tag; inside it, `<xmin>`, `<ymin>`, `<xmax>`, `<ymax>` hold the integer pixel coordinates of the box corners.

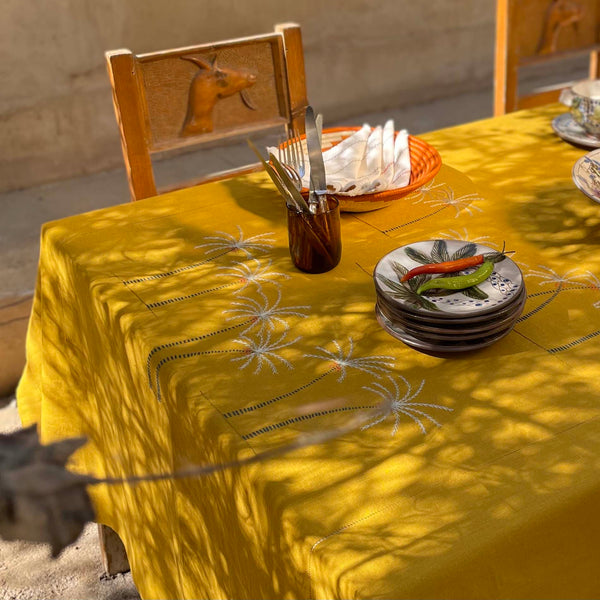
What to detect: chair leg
<box><xmin>97</xmin><ymin>524</ymin><xmax>130</xmax><ymax>576</ymax></box>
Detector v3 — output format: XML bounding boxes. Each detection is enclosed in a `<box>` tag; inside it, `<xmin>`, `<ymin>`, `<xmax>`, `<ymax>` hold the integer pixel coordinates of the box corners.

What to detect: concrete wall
<box><xmin>0</xmin><ymin>0</ymin><xmax>495</xmax><ymax>193</ymax></box>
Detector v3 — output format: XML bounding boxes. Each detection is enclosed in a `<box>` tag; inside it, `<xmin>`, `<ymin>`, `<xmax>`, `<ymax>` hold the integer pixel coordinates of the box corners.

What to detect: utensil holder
<box><xmin>287</xmin><ymin>196</ymin><xmax>342</xmax><ymax>274</ymax></box>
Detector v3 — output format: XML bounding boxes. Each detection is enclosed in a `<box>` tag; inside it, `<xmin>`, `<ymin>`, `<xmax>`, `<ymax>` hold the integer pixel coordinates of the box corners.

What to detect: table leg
<box><xmin>98</xmin><ymin>524</ymin><xmax>130</xmax><ymax>575</ymax></box>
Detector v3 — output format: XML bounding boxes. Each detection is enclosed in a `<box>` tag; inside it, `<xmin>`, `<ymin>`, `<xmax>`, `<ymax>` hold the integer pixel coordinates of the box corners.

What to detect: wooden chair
<box><xmin>494</xmin><ymin>0</ymin><xmax>600</xmax><ymax>115</ymax></box>
<box><xmin>105</xmin><ymin>23</ymin><xmax>308</xmax><ymax>201</ymax></box>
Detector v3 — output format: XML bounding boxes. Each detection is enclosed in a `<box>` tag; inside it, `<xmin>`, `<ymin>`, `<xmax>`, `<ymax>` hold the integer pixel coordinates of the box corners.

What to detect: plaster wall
<box><xmin>0</xmin><ymin>0</ymin><xmax>495</xmax><ymax>193</ymax></box>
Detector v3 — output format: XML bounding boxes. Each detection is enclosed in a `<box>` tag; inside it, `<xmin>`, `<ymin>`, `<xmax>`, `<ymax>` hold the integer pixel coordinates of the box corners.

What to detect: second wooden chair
<box><xmin>494</xmin><ymin>0</ymin><xmax>600</xmax><ymax>115</ymax></box>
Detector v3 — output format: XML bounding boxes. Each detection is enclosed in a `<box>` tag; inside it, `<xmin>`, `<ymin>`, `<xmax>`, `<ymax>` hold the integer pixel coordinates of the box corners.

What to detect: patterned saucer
<box><xmin>374</xmin><ymin>240</ymin><xmax>524</xmax><ymax>318</ymax></box>
<box><xmin>572</xmin><ymin>148</ymin><xmax>600</xmax><ymax>203</ymax></box>
<box><xmin>552</xmin><ymin>113</ymin><xmax>600</xmax><ymax>149</ymax></box>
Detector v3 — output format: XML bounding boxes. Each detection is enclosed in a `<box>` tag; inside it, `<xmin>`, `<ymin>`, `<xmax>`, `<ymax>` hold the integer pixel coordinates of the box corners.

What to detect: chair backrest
<box><xmin>494</xmin><ymin>0</ymin><xmax>600</xmax><ymax>115</ymax></box>
<box><xmin>105</xmin><ymin>23</ymin><xmax>308</xmax><ymax>201</ymax></box>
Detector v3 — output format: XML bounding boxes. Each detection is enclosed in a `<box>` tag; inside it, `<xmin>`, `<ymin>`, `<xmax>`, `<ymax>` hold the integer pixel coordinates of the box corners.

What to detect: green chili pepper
<box><xmin>416</xmin><ymin>260</ymin><xmax>494</xmax><ymax>295</ymax></box>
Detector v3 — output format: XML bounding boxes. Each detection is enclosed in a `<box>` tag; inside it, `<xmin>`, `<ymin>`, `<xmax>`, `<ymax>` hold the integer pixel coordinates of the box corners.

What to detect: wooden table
<box><xmin>18</xmin><ymin>104</ymin><xmax>600</xmax><ymax>599</ymax></box>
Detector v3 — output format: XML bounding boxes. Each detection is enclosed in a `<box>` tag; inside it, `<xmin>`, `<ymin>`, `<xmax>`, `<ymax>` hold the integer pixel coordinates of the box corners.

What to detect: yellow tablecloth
<box><xmin>17</xmin><ymin>105</ymin><xmax>600</xmax><ymax>599</ymax></box>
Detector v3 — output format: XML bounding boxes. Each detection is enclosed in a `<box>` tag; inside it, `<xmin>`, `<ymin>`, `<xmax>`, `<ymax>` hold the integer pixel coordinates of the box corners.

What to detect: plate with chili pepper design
<box><xmin>374</xmin><ymin>239</ymin><xmax>524</xmax><ymax>318</ymax></box>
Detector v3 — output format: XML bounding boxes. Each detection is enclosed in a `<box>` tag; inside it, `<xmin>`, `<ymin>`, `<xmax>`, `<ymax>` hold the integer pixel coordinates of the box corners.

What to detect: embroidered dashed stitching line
<box><xmin>517</xmin><ymin>287</ymin><xmax>561</xmax><ymax>322</ymax></box>
<box><xmin>306</xmin><ymin>500</ymin><xmax>405</xmax><ymax>600</ymax></box>
<box><xmin>146</xmin><ymin>282</ymin><xmax>235</xmax><ymax>309</ymax></box>
<box><xmin>122</xmin><ymin>250</ymin><xmax>231</xmax><ymax>285</ymax></box>
<box><xmin>242</xmin><ymin>404</ymin><xmax>374</xmax><ymax>440</ymax></box>
<box><xmin>223</xmin><ymin>368</ymin><xmax>336</xmax><ymax>418</ymax></box>
<box><xmin>383</xmin><ymin>205</ymin><xmax>447</xmax><ymax>233</ymax></box>
<box><xmin>548</xmin><ymin>330</ymin><xmax>600</xmax><ymax>354</ymax></box>
<box><xmin>526</xmin><ymin>285</ymin><xmax>592</xmax><ymax>298</ymax></box>
<box><xmin>155</xmin><ymin>348</ymin><xmax>246</xmax><ymax>402</ymax></box>
<box><xmin>146</xmin><ymin>321</ymin><xmax>250</xmax><ymax>388</ymax></box>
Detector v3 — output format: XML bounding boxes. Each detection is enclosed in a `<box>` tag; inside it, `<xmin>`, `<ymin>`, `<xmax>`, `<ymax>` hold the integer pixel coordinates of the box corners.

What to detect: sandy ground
<box><xmin>0</xmin><ymin>397</ymin><xmax>140</xmax><ymax>600</ymax></box>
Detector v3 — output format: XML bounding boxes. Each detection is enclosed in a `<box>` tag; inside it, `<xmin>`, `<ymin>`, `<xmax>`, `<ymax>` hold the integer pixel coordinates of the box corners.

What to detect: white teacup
<box><xmin>560</xmin><ymin>80</ymin><xmax>600</xmax><ymax>137</ymax></box>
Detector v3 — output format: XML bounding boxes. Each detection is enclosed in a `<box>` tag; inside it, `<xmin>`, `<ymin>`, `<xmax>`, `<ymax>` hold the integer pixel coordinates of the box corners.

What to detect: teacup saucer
<box><xmin>572</xmin><ymin>148</ymin><xmax>600</xmax><ymax>203</ymax></box>
<box><xmin>552</xmin><ymin>113</ymin><xmax>600</xmax><ymax>148</ymax></box>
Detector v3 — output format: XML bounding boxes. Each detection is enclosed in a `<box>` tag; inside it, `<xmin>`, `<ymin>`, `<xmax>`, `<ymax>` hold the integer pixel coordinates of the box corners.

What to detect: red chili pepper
<box><xmin>400</xmin><ymin>254</ymin><xmax>484</xmax><ymax>282</ymax></box>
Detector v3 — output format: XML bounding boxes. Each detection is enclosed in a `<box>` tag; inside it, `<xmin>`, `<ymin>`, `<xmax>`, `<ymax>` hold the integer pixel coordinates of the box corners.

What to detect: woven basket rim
<box><xmin>297</xmin><ymin>126</ymin><xmax>442</xmax><ymax>201</ymax></box>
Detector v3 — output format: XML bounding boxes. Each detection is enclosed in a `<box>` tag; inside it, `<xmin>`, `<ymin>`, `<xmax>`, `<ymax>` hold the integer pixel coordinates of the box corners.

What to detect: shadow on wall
<box><xmin>0</xmin><ymin>0</ymin><xmax>496</xmax><ymax>193</ymax></box>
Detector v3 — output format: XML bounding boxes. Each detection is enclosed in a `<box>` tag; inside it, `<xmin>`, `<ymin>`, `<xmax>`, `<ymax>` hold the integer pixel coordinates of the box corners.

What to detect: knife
<box><xmin>305</xmin><ymin>106</ymin><xmax>327</xmax><ymax>211</ymax></box>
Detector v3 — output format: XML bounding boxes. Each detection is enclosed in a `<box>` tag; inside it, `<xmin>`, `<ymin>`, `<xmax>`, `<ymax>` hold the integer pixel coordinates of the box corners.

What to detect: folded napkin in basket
<box><xmin>270</xmin><ymin>120</ymin><xmax>411</xmax><ymax>197</ymax></box>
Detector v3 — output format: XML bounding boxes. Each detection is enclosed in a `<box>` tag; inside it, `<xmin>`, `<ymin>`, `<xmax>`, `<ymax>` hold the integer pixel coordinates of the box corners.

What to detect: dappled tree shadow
<box><xmin>16</xmin><ymin>106</ymin><xmax>600</xmax><ymax>598</ymax></box>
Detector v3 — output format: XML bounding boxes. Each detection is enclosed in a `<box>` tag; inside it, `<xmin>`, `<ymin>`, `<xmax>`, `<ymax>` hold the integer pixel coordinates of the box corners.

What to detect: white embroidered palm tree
<box><xmin>519</xmin><ymin>266</ymin><xmax>583</xmax><ymax>322</ymax></box>
<box><xmin>217</xmin><ymin>259</ymin><xmax>289</xmax><ymax>293</ymax></box>
<box><xmin>224</xmin><ymin>289</ymin><xmax>309</xmax><ymax>334</ymax></box>
<box><xmin>195</xmin><ymin>225</ymin><xmax>275</xmax><ymax>257</ymax></box>
<box><xmin>439</xmin><ymin>228</ymin><xmax>493</xmax><ymax>245</ymax></box>
<box><xmin>526</xmin><ymin>266</ymin><xmax>581</xmax><ymax>286</ymax></box>
<box><xmin>424</xmin><ymin>189</ymin><xmax>483</xmax><ymax>218</ymax></box>
<box><xmin>231</xmin><ymin>330</ymin><xmax>299</xmax><ymax>374</ymax></box>
<box><xmin>408</xmin><ymin>179</ymin><xmax>449</xmax><ymax>203</ymax></box>
<box><xmin>224</xmin><ymin>338</ymin><xmax>395</xmax><ymax>418</ymax></box>
<box><xmin>361</xmin><ymin>375</ymin><xmax>453</xmax><ymax>435</ymax></box>
<box><xmin>305</xmin><ymin>338</ymin><xmax>395</xmax><ymax>382</ymax></box>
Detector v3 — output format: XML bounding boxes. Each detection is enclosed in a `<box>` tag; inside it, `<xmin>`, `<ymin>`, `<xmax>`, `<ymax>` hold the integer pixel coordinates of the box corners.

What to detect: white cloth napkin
<box><xmin>286</xmin><ymin>120</ymin><xmax>411</xmax><ymax>196</ymax></box>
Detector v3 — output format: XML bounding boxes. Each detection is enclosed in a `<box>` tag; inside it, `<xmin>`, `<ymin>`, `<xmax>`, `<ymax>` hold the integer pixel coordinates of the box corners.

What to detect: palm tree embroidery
<box><xmin>520</xmin><ymin>266</ymin><xmax>581</xmax><ymax>322</ymax></box>
<box><xmin>223</xmin><ymin>337</ymin><xmax>395</xmax><ymax>418</ymax></box>
<box><xmin>305</xmin><ymin>338</ymin><xmax>395</xmax><ymax>382</ymax></box>
<box><xmin>216</xmin><ymin>259</ymin><xmax>289</xmax><ymax>293</ymax></box>
<box><xmin>123</xmin><ymin>226</ymin><xmax>275</xmax><ymax>285</ymax></box>
<box><xmin>439</xmin><ymin>228</ymin><xmax>493</xmax><ymax>246</ymax></box>
<box><xmin>384</xmin><ymin>185</ymin><xmax>482</xmax><ymax>233</ymax></box>
<box><xmin>230</xmin><ymin>330</ymin><xmax>299</xmax><ymax>375</ymax></box>
<box><xmin>423</xmin><ymin>188</ymin><xmax>483</xmax><ymax>218</ymax></box>
<box><xmin>146</xmin><ymin>290</ymin><xmax>307</xmax><ymax>388</ymax></box>
<box><xmin>152</xmin><ymin>330</ymin><xmax>299</xmax><ymax>401</ymax></box>
<box><xmin>224</xmin><ymin>289</ymin><xmax>310</xmax><ymax>335</ymax></box>
<box><xmin>408</xmin><ymin>179</ymin><xmax>449</xmax><ymax>203</ymax></box>
<box><xmin>241</xmin><ymin>374</ymin><xmax>452</xmax><ymax>441</ymax></box>
<box><xmin>194</xmin><ymin>225</ymin><xmax>275</xmax><ymax>258</ymax></box>
<box><xmin>361</xmin><ymin>375</ymin><xmax>453</xmax><ymax>435</ymax></box>
<box><xmin>147</xmin><ymin>258</ymin><xmax>291</xmax><ymax>309</ymax></box>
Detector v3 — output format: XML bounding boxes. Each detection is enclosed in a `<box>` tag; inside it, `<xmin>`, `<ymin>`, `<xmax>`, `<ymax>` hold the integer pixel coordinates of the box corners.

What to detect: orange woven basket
<box><xmin>299</xmin><ymin>126</ymin><xmax>442</xmax><ymax>213</ymax></box>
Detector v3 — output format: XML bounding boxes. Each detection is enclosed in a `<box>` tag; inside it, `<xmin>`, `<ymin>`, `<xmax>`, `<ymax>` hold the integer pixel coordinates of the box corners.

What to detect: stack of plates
<box><xmin>373</xmin><ymin>240</ymin><xmax>525</xmax><ymax>354</ymax></box>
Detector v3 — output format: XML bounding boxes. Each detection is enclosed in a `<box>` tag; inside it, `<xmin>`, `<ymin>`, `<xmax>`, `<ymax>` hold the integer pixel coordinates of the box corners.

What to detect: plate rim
<box><xmin>375</xmin><ymin>305</ymin><xmax>515</xmax><ymax>353</ymax></box>
<box><xmin>376</xmin><ymin>293</ymin><xmax>526</xmax><ymax>336</ymax></box>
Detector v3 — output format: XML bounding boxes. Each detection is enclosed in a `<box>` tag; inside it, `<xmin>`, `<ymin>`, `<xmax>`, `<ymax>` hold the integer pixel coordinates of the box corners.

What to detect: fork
<box><xmin>288</xmin><ymin>127</ymin><xmax>306</xmax><ymax>183</ymax></box>
<box><xmin>278</xmin><ymin>129</ymin><xmax>306</xmax><ymax>191</ymax></box>
<box><xmin>277</xmin><ymin>142</ymin><xmax>301</xmax><ymax>190</ymax></box>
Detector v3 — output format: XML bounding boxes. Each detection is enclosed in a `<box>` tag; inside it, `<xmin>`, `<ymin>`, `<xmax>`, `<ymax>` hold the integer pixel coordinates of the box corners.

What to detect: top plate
<box><xmin>373</xmin><ymin>239</ymin><xmax>524</xmax><ymax>317</ymax></box>
<box><xmin>552</xmin><ymin>113</ymin><xmax>600</xmax><ymax>149</ymax></box>
<box><xmin>572</xmin><ymin>148</ymin><xmax>600</xmax><ymax>204</ymax></box>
